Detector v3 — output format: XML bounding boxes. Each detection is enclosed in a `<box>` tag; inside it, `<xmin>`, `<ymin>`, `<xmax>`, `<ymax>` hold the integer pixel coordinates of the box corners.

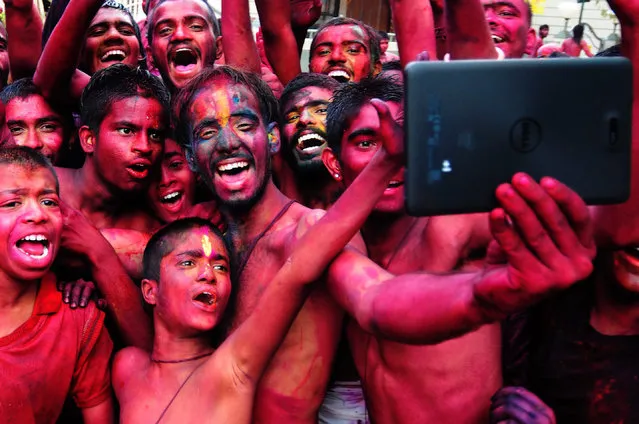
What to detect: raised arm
<box><xmin>222</xmin><ymin>100</ymin><xmax>403</xmax><ymax>381</ymax></box>
<box><xmin>5</xmin><ymin>0</ymin><xmax>43</xmax><ymax>78</ymax></box>
<box><xmin>221</xmin><ymin>0</ymin><xmax>261</xmax><ymax>73</ymax></box>
<box><xmin>445</xmin><ymin>0</ymin><xmax>498</xmax><ymax>59</ymax></box>
<box><xmin>329</xmin><ymin>174</ymin><xmax>596</xmax><ymax>345</ymax></box>
<box><xmin>33</xmin><ymin>0</ymin><xmax>95</xmax><ymax>103</ymax></box>
<box><xmin>60</xmin><ymin>203</ymin><xmax>152</xmax><ymax>351</ymax></box>
<box><xmin>100</xmin><ymin>228</ymin><xmax>150</xmax><ymax>281</ymax></box>
<box><xmin>389</xmin><ymin>0</ymin><xmax>437</xmax><ymax>66</ymax></box>
<box><xmin>255</xmin><ymin>0</ymin><xmax>302</xmax><ymax>85</ymax></box>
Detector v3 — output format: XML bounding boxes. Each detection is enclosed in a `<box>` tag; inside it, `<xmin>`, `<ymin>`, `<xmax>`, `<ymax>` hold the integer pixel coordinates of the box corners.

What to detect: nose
<box><xmin>22</xmin><ymin>199</ymin><xmax>48</xmax><ymax>224</ymax></box>
<box><xmin>329</xmin><ymin>47</ymin><xmax>345</xmax><ymax>63</ymax></box>
<box><xmin>19</xmin><ymin>130</ymin><xmax>44</xmax><ymax>152</ymax></box>
<box><xmin>158</xmin><ymin>164</ymin><xmax>176</xmax><ymax>188</ymax></box>
<box><xmin>131</xmin><ymin>133</ymin><xmax>153</xmax><ymax>156</ymax></box>
<box><xmin>104</xmin><ymin>25</ymin><xmax>123</xmax><ymax>42</ymax></box>
<box><xmin>214</xmin><ymin>128</ymin><xmax>242</xmax><ymax>154</ymax></box>
<box><xmin>298</xmin><ymin>108</ymin><xmax>317</xmax><ymax>127</ymax></box>
<box><xmin>197</xmin><ymin>263</ymin><xmax>216</xmax><ymax>284</ymax></box>
<box><xmin>484</xmin><ymin>8</ymin><xmax>498</xmax><ymax>26</ymax></box>
<box><xmin>173</xmin><ymin>22</ymin><xmax>191</xmax><ymax>41</ymax></box>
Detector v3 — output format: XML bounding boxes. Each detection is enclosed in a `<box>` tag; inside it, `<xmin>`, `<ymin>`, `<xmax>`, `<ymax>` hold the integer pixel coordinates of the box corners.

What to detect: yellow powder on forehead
<box><xmin>202</xmin><ymin>234</ymin><xmax>212</xmax><ymax>257</ymax></box>
<box><xmin>213</xmin><ymin>90</ymin><xmax>230</xmax><ymax>127</ymax></box>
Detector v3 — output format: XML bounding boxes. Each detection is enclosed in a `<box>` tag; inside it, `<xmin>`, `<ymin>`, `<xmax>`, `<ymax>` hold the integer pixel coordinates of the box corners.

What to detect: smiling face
<box><xmin>149</xmin><ymin>138</ymin><xmax>196</xmax><ymax>223</ymax></box>
<box><xmin>0</xmin><ymin>164</ymin><xmax>62</xmax><ymax>283</ymax></box>
<box><xmin>310</xmin><ymin>24</ymin><xmax>376</xmax><ymax>83</ymax></box>
<box><xmin>337</xmin><ymin>101</ymin><xmax>405</xmax><ymax>214</ymax></box>
<box><xmin>282</xmin><ymin>86</ymin><xmax>333</xmax><ymax>172</ymax></box>
<box><xmin>187</xmin><ymin>79</ymin><xmax>273</xmax><ymax>211</ymax></box>
<box><xmin>154</xmin><ymin>228</ymin><xmax>231</xmax><ymax>333</ymax></box>
<box><xmin>88</xmin><ymin>96</ymin><xmax>165</xmax><ymax>193</ymax></box>
<box><xmin>4</xmin><ymin>95</ymin><xmax>67</xmax><ymax>164</ymax></box>
<box><xmin>149</xmin><ymin>0</ymin><xmax>220</xmax><ymax>90</ymax></box>
<box><xmin>482</xmin><ymin>0</ymin><xmax>534</xmax><ymax>59</ymax></box>
<box><xmin>83</xmin><ymin>7</ymin><xmax>142</xmax><ymax>74</ymax></box>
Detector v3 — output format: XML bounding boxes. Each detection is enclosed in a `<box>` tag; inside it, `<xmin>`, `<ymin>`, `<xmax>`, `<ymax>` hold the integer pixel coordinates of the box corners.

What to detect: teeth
<box><xmin>297</xmin><ymin>133</ymin><xmax>326</xmax><ymax>146</ymax></box>
<box><xmin>492</xmin><ymin>35</ymin><xmax>504</xmax><ymax>43</ymax></box>
<box><xmin>17</xmin><ymin>245</ymin><xmax>49</xmax><ymax>260</ymax></box>
<box><xmin>176</xmin><ymin>48</ymin><xmax>193</xmax><ymax>53</ymax></box>
<box><xmin>101</xmin><ymin>50</ymin><xmax>126</xmax><ymax>61</ymax></box>
<box><xmin>328</xmin><ymin>70</ymin><xmax>349</xmax><ymax>79</ymax></box>
<box><xmin>21</xmin><ymin>235</ymin><xmax>47</xmax><ymax>242</ymax></box>
<box><xmin>217</xmin><ymin>161</ymin><xmax>249</xmax><ymax>172</ymax></box>
<box><xmin>162</xmin><ymin>192</ymin><xmax>180</xmax><ymax>201</ymax></box>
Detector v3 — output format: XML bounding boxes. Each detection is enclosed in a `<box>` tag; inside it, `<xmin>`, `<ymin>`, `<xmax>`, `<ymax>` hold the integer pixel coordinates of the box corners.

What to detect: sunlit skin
<box><xmin>0</xmin><ymin>165</ymin><xmax>61</xmax><ymax>283</ymax></box>
<box><xmin>148</xmin><ymin>138</ymin><xmax>197</xmax><ymax>223</ymax></box>
<box><xmin>82</xmin><ymin>8</ymin><xmax>142</xmax><ymax>75</ymax></box>
<box><xmin>4</xmin><ymin>95</ymin><xmax>67</xmax><ymax>164</ymax></box>
<box><xmin>282</xmin><ymin>86</ymin><xmax>332</xmax><ymax>171</ymax></box>
<box><xmin>481</xmin><ymin>0</ymin><xmax>535</xmax><ymax>58</ymax></box>
<box><xmin>188</xmin><ymin>80</ymin><xmax>272</xmax><ymax>210</ymax></box>
<box><xmin>149</xmin><ymin>0</ymin><xmax>222</xmax><ymax>90</ymax></box>
<box><xmin>310</xmin><ymin>24</ymin><xmax>380</xmax><ymax>83</ymax></box>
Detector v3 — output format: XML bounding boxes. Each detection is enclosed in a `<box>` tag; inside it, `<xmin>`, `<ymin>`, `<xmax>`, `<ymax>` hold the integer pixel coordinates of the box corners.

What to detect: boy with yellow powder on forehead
<box><xmin>110</xmin><ymin>111</ymin><xmax>406</xmax><ymax>423</ymax></box>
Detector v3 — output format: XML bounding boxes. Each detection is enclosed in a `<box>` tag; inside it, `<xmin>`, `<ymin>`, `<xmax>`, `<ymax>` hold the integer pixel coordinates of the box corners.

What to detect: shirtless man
<box><xmin>482</xmin><ymin>0</ymin><xmax>536</xmax><ymax>59</ymax></box>
<box><xmin>113</xmin><ymin>92</ymin><xmax>407</xmax><ymax>422</ymax></box>
<box><xmin>277</xmin><ymin>73</ymin><xmax>341</xmax><ymax>209</ymax></box>
<box><xmin>321</xmin><ymin>77</ymin><xmax>595</xmax><ymax>423</ymax></box>
<box><xmin>55</xmin><ymin>64</ymin><xmax>168</xmax><ymax>231</ymax></box>
<box><xmin>561</xmin><ymin>24</ymin><xmax>594</xmax><ymax>58</ymax></box>
<box><xmin>378</xmin><ymin>31</ymin><xmax>400</xmax><ymax>63</ymax></box>
<box><xmin>173</xmin><ymin>66</ymin><xmax>595</xmax><ymax>423</ymax></box>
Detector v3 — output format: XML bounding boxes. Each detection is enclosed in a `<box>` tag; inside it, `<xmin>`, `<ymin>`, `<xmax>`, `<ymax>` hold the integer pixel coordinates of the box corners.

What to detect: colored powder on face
<box><xmin>202</xmin><ymin>234</ymin><xmax>212</xmax><ymax>257</ymax></box>
<box><xmin>213</xmin><ymin>90</ymin><xmax>230</xmax><ymax>128</ymax></box>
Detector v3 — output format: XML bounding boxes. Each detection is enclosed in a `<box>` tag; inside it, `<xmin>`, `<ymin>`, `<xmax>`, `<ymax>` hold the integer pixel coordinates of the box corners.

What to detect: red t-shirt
<box><xmin>0</xmin><ymin>273</ymin><xmax>113</xmax><ymax>423</ymax></box>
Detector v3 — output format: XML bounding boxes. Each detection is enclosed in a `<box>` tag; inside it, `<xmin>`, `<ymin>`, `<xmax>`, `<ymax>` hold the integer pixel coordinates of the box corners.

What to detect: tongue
<box><xmin>18</xmin><ymin>241</ymin><xmax>45</xmax><ymax>256</ymax></box>
<box><xmin>175</xmin><ymin>63</ymin><xmax>196</xmax><ymax>72</ymax></box>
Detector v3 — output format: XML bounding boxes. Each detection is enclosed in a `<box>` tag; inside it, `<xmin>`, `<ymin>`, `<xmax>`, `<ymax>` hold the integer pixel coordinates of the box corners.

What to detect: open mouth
<box><xmin>491</xmin><ymin>34</ymin><xmax>506</xmax><ymax>44</ymax></box>
<box><xmin>328</xmin><ymin>69</ymin><xmax>351</xmax><ymax>83</ymax></box>
<box><xmin>216</xmin><ymin>160</ymin><xmax>250</xmax><ymax>177</ymax></box>
<box><xmin>387</xmin><ymin>180</ymin><xmax>404</xmax><ymax>189</ymax></box>
<box><xmin>193</xmin><ymin>291</ymin><xmax>216</xmax><ymax>306</ymax></box>
<box><xmin>296</xmin><ymin>133</ymin><xmax>327</xmax><ymax>153</ymax></box>
<box><xmin>127</xmin><ymin>163</ymin><xmax>150</xmax><ymax>180</ymax></box>
<box><xmin>16</xmin><ymin>234</ymin><xmax>50</xmax><ymax>259</ymax></box>
<box><xmin>101</xmin><ymin>49</ymin><xmax>127</xmax><ymax>63</ymax></box>
<box><xmin>160</xmin><ymin>191</ymin><xmax>183</xmax><ymax>205</ymax></box>
<box><xmin>624</xmin><ymin>246</ymin><xmax>639</xmax><ymax>261</ymax></box>
<box><xmin>171</xmin><ymin>48</ymin><xmax>199</xmax><ymax>72</ymax></box>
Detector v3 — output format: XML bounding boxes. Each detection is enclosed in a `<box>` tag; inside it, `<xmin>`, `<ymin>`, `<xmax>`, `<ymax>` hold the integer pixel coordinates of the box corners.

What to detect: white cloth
<box><xmin>318</xmin><ymin>381</ymin><xmax>370</xmax><ymax>424</ymax></box>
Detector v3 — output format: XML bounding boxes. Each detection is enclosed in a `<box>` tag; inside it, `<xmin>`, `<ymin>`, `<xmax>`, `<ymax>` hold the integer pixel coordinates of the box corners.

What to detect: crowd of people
<box><xmin>0</xmin><ymin>0</ymin><xmax>637</xmax><ymax>423</ymax></box>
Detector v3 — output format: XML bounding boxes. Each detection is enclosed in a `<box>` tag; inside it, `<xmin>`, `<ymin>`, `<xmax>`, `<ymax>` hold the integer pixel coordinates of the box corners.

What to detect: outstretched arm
<box><xmin>221</xmin><ymin>0</ymin><xmax>261</xmax><ymax>73</ymax></box>
<box><xmin>33</xmin><ymin>0</ymin><xmax>95</xmax><ymax>104</ymax></box>
<box><xmin>60</xmin><ymin>203</ymin><xmax>152</xmax><ymax>351</ymax></box>
<box><xmin>329</xmin><ymin>174</ymin><xmax>595</xmax><ymax>345</ymax></box>
<box><xmin>255</xmin><ymin>0</ymin><xmax>302</xmax><ymax>85</ymax></box>
<box><xmin>221</xmin><ymin>100</ymin><xmax>404</xmax><ymax>381</ymax></box>
<box><xmin>5</xmin><ymin>0</ymin><xmax>43</xmax><ymax>79</ymax></box>
<box><xmin>445</xmin><ymin>0</ymin><xmax>498</xmax><ymax>59</ymax></box>
<box><xmin>389</xmin><ymin>0</ymin><xmax>437</xmax><ymax>66</ymax></box>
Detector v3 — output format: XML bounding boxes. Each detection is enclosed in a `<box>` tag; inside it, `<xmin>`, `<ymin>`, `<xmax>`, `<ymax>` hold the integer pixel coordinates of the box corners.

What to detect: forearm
<box><xmin>255</xmin><ymin>0</ymin><xmax>302</xmax><ymax>85</ymax></box>
<box><xmin>6</xmin><ymin>1</ymin><xmax>43</xmax><ymax>78</ymax></box>
<box><xmin>33</xmin><ymin>0</ymin><xmax>100</xmax><ymax>101</ymax></box>
<box><xmin>88</xmin><ymin>248</ymin><xmax>152</xmax><ymax>351</ymax></box>
<box><xmin>389</xmin><ymin>0</ymin><xmax>437</xmax><ymax>66</ymax></box>
<box><xmin>445</xmin><ymin>0</ymin><xmax>498</xmax><ymax>60</ymax></box>
<box><xmin>221</xmin><ymin>0</ymin><xmax>261</xmax><ymax>73</ymax></box>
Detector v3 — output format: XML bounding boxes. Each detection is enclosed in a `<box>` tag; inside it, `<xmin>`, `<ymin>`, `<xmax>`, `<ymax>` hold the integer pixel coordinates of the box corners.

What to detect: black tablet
<box><xmin>404</xmin><ymin>58</ymin><xmax>632</xmax><ymax>216</ymax></box>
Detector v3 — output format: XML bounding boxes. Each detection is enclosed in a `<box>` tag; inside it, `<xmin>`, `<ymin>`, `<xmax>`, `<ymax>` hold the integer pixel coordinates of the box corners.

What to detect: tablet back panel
<box><xmin>404</xmin><ymin>58</ymin><xmax>632</xmax><ymax>216</ymax></box>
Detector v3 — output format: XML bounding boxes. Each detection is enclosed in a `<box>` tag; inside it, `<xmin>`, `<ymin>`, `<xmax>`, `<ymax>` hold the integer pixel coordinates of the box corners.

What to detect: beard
<box><xmin>287</xmin><ymin>127</ymin><xmax>329</xmax><ymax>175</ymax></box>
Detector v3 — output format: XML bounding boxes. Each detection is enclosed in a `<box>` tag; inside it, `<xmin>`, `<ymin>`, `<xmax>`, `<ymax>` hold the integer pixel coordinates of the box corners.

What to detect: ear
<box><xmin>185</xmin><ymin>147</ymin><xmax>199</xmax><ymax>172</ymax></box>
<box><xmin>372</xmin><ymin>59</ymin><xmax>383</xmax><ymax>77</ymax></box>
<box><xmin>79</xmin><ymin>126</ymin><xmax>96</xmax><ymax>154</ymax></box>
<box><xmin>525</xmin><ymin>28</ymin><xmax>537</xmax><ymax>56</ymax></box>
<box><xmin>215</xmin><ymin>36</ymin><xmax>224</xmax><ymax>61</ymax></box>
<box><xmin>141</xmin><ymin>278</ymin><xmax>159</xmax><ymax>306</ymax></box>
<box><xmin>267</xmin><ymin>123</ymin><xmax>281</xmax><ymax>155</ymax></box>
<box><xmin>146</xmin><ymin>45</ymin><xmax>155</xmax><ymax>68</ymax></box>
<box><xmin>322</xmin><ymin>147</ymin><xmax>342</xmax><ymax>181</ymax></box>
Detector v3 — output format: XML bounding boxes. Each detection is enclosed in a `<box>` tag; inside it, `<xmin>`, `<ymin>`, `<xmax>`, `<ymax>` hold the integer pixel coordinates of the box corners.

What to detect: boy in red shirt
<box><xmin>0</xmin><ymin>147</ymin><xmax>113</xmax><ymax>424</ymax></box>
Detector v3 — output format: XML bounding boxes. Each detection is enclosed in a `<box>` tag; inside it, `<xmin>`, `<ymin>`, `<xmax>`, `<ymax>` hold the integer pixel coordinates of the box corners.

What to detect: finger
<box><xmin>63</xmin><ymin>282</ymin><xmax>73</xmax><ymax>304</ymax></box>
<box><xmin>57</xmin><ymin>278</ymin><xmax>65</xmax><ymax>292</ymax></box>
<box><xmin>70</xmin><ymin>282</ymin><xmax>84</xmax><ymax>309</ymax></box>
<box><xmin>491</xmin><ymin>401</ymin><xmax>537</xmax><ymax>423</ymax></box>
<box><xmin>540</xmin><ymin>177</ymin><xmax>594</xmax><ymax>251</ymax></box>
<box><xmin>486</xmin><ymin>240</ymin><xmax>507</xmax><ymax>265</ymax></box>
<box><xmin>96</xmin><ymin>298</ymin><xmax>108</xmax><ymax>311</ymax></box>
<box><xmin>489</xmin><ymin>204</ymin><xmax>539</xmax><ymax>273</ymax></box>
<box><xmin>416</xmin><ymin>50</ymin><xmax>430</xmax><ymax>61</ymax></box>
<box><xmin>79</xmin><ymin>281</ymin><xmax>95</xmax><ymax>308</ymax></box>
<box><xmin>496</xmin><ymin>181</ymin><xmax>562</xmax><ymax>268</ymax></box>
<box><xmin>370</xmin><ymin>98</ymin><xmax>403</xmax><ymax>157</ymax></box>
<box><xmin>511</xmin><ymin>174</ymin><xmax>583</xmax><ymax>258</ymax></box>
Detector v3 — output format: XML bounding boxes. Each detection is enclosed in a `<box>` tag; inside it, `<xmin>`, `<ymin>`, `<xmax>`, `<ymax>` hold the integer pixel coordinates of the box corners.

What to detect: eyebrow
<box><xmin>176</xmin><ymin>249</ymin><xmax>229</xmax><ymax>262</ymax></box>
<box><xmin>486</xmin><ymin>1</ymin><xmax>519</xmax><ymax>10</ymax></box>
<box><xmin>347</xmin><ymin>128</ymin><xmax>377</xmax><ymax>141</ymax></box>
<box><xmin>192</xmin><ymin>110</ymin><xmax>260</xmax><ymax>135</ymax></box>
<box><xmin>284</xmin><ymin>100</ymin><xmax>330</xmax><ymax>116</ymax></box>
<box><xmin>0</xmin><ymin>188</ymin><xmax>57</xmax><ymax>196</ymax></box>
<box><xmin>164</xmin><ymin>151</ymin><xmax>183</xmax><ymax>160</ymax></box>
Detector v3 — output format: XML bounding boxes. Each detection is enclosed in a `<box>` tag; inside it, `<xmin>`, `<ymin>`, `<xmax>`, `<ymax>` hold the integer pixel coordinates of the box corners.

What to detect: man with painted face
<box><xmin>54</xmin><ymin>64</ymin><xmax>168</xmax><ymax>232</ymax></box>
<box><xmin>146</xmin><ymin>0</ymin><xmax>222</xmax><ymax>92</ymax></box>
<box><xmin>0</xmin><ymin>78</ymin><xmax>79</xmax><ymax>167</ymax></box>
<box><xmin>174</xmin><ymin>66</ymin><xmax>596</xmax><ymax>424</ymax></box>
<box><xmin>482</xmin><ymin>0</ymin><xmax>536</xmax><ymax>58</ymax></box>
<box><xmin>309</xmin><ymin>17</ymin><xmax>382</xmax><ymax>83</ymax></box>
<box><xmin>320</xmin><ymin>76</ymin><xmax>596</xmax><ymax>424</ymax></box>
<box><xmin>276</xmin><ymin>73</ymin><xmax>341</xmax><ymax>209</ymax></box>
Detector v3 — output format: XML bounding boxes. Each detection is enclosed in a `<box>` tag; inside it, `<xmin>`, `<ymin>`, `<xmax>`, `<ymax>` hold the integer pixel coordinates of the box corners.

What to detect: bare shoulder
<box><xmin>113</xmin><ymin>347</ymin><xmax>150</xmax><ymax>386</ymax></box>
<box><xmin>295</xmin><ymin>208</ymin><xmax>326</xmax><ymax>235</ymax></box>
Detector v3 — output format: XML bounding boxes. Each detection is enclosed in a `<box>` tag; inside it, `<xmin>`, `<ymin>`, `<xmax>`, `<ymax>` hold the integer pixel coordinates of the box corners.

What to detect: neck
<box><xmin>362</xmin><ymin>212</ymin><xmax>419</xmax><ymax>265</ymax></box>
<box><xmin>591</xmin><ymin>265</ymin><xmax>639</xmax><ymax>335</ymax></box>
<box><xmin>225</xmin><ymin>180</ymin><xmax>292</xmax><ymax>243</ymax></box>
<box><xmin>152</xmin><ymin>320</ymin><xmax>215</xmax><ymax>362</ymax></box>
<box><xmin>76</xmin><ymin>159</ymin><xmax>125</xmax><ymax>213</ymax></box>
<box><xmin>296</xmin><ymin>169</ymin><xmax>342</xmax><ymax>209</ymax></box>
<box><xmin>0</xmin><ymin>273</ymin><xmax>38</xmax><ymax>311</ymax></box>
